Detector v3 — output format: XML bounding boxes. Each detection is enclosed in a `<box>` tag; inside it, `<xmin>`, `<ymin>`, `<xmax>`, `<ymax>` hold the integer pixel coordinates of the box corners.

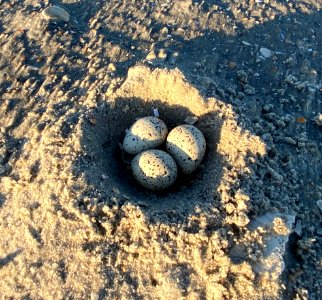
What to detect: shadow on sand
<box><xmin>56</xmin><ymin>2</ymin><xmax>321</xmax><ymax>298</ymax></box>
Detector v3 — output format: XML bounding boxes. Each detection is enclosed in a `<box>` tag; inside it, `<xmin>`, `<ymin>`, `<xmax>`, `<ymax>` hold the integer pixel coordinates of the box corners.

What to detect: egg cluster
<box><xmin>122</xmin><ymin>116</ymin><xmax>206</xmax><ymax>190</ymax></box>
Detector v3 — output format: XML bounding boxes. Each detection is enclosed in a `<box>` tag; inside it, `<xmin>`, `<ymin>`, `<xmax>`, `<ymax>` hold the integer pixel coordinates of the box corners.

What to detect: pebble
<box><xmin>242</xmin><ymin>41</ymin><xmax>251</xmax><ymax>46</ymax></box>
<box><xmin>160</xmin><ymin>27</ymin><xmax>169</xmax><ymax>37</ymax></box>
<box><xmin>41</xmin><ymin>6</ymin><xmax>70</xmax><ymax>22</ymax></box>
<box><xmin>228</xmin><ymin>61</ymin><xmax>237</xmax><ymax>69</ymax></box>
<box><xmin>260</xmin><ymin>47</ymin><xmax>273</xmax><ymax>58</ymax></box>
<box><xmin>237</xmin><ymin>70</ymin><xmax>248</xmax><ymax>83</ymax></box>
<box><xmin>146</xmin><ymin>50</ymin><xmax>157</xmax><ymax>61</ymax></box>
<box><xmin>317</xmin><ymin>200</ymin><xmax>322</xmax><ymax>212</ymax></box>
<box><xmin>108</xmin><ymin>63</ymin><xmax>116</xmax><ymax>72</ymax></box>
<box><xmin>0</xmin><ymin>165</ymin><xmax>5</xmax><ymax>175</ymax></box>
<box><xmin>294</xmin><ymin>220</ymin><xmax>303</xmax><ymax>236</ymax></box>
<box><xmin>169</xmin><ymin>51</ymin><xmax>179</xmax><ymax>64</ymax></box>
<box><xmin>313</xmin><ymin>114</ymin><xmax>322</xmax><ymax>126</ymax></box>
<box><xmin>244</xmin><ymin>84</ymin><xmax>256</xmax><ymax>95</ymax></box>
<box><xmin>151</xmin><ymin>108</ymin><xmax>159</xmax><ymax>118</ymax></box>
<box><xmin>158</xmin><ymin>49</ymin><xmax>167</xmax><ymax>60</ymax></box>
<box><xmin>249</xmin><ymin>213</ymin><xmax>295</xmax><ymax>277</ymax></box>
<box><xmin>184</xmin><ymin>116</ymin><xmax>199</xmax><ymax>125</ymax></box>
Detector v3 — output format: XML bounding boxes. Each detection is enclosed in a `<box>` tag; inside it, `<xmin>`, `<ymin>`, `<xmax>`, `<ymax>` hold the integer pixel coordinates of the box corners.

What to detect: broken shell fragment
<box><xmin>42</xmin><ymin>6</ymin><xmax>70</xmax><ymax>22</ymax></box>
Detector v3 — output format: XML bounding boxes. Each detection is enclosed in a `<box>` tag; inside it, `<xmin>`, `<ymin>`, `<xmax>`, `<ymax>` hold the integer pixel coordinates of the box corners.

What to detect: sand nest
<box><xmin>1</xmin><ymin>65</ymin><xmax>295</xmax><ymax>299</ymax></box>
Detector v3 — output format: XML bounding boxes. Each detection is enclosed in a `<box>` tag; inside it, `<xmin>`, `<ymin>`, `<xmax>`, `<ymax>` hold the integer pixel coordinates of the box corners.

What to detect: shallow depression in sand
<box><xmin>77</xmin><ymin>66</ymin><xmax>266</xmax><ymax>213</ymax></box>
<box><xmin>100</xmin><ymin>97</ymin><xmax>220</xmax><ymax>196</ymax></box>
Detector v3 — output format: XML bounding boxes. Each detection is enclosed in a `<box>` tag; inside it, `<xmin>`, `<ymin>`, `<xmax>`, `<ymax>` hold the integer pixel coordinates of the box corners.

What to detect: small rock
<box><xmin>294</xmin><ymin>220</ymin><xmax>302</xmax><ymax>236</ymax></box>
<box><xmin>263</xmin><ymin>104</ymin><xmax>273</xmax><ymax>112</ymax></box>
<box><xmin>260</xmin><ymin>47</ymin><xmax>273</xmax><ymax>58</ymax></box>
<box><xmin>228</xmin><ymin>61</ymin><xmax>237</xmax><ymax>69</ymax></box>
<box><xmin>107</xmin><ymin>63</ymin><xmax>116</xmax><ymax>72</ymax></box>
<box><xmin>244</xmin><ymin>84</ymin><xmax>256</xmax><ymax>95</ymax></box>
<box><xmin>26</xmin><ymin>65</ymin><xmax>40</xmax><ymax>72</ymax></box>
<box><xmin>313</xmin><ymin>114</ymin><xmax>322</xmax><ymax>126</ymax></box>
<box><xmin>146</xmin><ymin>50</ymin><xmax>157</xmax><ymax>61</ymax></box>
<box><xmin>158</xmin><ymin>49</ymin><xmax>167</xmax><ymax>60</ymax></box>
<box><xmin>237</xmin><ymin>70</ymin><xmax>248</xmax><ymax>83</ymax></box>
<box><xmin>184</xmin><ymin>116</ymin><xmax>199</xmax><ymax>125</ymax></box>
<box><xmin>169</xmin><ymin>51</ymin><xmax>179</xmax><ymax>64</ymax></box>
<box><xmin>153</xmin><ymin>108</ymin><xmax>159</xmax><ymax>117</ymax></box>
<box><xmin>88</xmin><ymin>117</ymin><xmax>97</xmax><ymax>125</ymax></box>
<box><xmin>317</xmin><ymin>200</ymin><xmax>322</xmax><ymax>212</ymax></box>
<box><xmin>160</xmin><ymin>27</ymin><xmax>169</xmax><ymax>37</ymax></box>
<box><xmin>249</xmin><ymin>213</ymin><xmax>295</xmax><ymax>279</ymax></box>
<box><xmin>296</xmin><ymin>117</ymin><xmax>307</xmax><ymax>124</ymax></box>
<box><xmin>42</xmin><ymin>6</ymin><xmax>70</xmax><ymax>22</ymax></box>
<box><xmin>0</xmin><ymin>165</ymin><xmax>6</xmax><ymax>175</ymax></box>
<box><xmin>242</xmin><ymin>41</ymin><xmax>251</xmax><ymax>46</ymax></box>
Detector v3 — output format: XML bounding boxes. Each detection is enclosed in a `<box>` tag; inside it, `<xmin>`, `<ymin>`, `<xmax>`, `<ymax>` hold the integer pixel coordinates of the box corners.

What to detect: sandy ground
<box><xmin>0</xmin><ymin>0</ymin><xmax>321</xmax><ymax>299</ymax></box>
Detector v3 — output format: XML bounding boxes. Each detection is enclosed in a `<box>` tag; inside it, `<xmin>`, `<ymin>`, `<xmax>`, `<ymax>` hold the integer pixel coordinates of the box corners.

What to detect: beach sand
<box><xmin>0</xmin><ymin>1</ymin><xmax>321</xmax><ymax>299</ymax></box>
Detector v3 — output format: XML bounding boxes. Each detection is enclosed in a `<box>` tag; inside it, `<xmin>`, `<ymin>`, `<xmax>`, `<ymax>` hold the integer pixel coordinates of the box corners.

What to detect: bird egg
<box><xmin>166</xmin><ymin>124</ymin><xmax>206</xmax><ymax>174</ymax></box>
<box><xmin>123</xmin><ymin>116</ymin><xmax>168</xmax><ymax>155</ymax></box>
<box><xmin>131</xmin><ymin>150</ymin><xmax>178</xmax><ymax>190</ymax></box>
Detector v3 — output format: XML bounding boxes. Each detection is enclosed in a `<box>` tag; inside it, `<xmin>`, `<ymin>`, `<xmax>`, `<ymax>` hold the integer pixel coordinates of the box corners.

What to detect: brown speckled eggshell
<box><xmin>166</xmin><ymin>125</ymin><xmax>206</xmax><ymax>174</ymax></box>
<box><xmin>131</xmin><ymin>150</ymin><xmax>178</xmax><ymax>190</ymax></box>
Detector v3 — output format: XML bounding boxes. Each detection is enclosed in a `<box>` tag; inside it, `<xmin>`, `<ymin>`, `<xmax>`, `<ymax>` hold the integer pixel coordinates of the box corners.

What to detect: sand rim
<box><xmin>78</xmin><ymin>65</ymin><xmax>266</xmax><ymax>217</ymax></box>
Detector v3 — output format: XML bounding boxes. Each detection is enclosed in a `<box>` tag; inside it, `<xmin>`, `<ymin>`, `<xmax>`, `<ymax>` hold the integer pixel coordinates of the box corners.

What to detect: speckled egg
<box><xmin>166</xmin><ymin>124</ymin><xmax>206</xmax><ymax>174</ymax></box>
<box><xmin>123</xmin><ymin>116</ymin><xmax>168</xmax><ymax>155</ymax></box>
<box><xmin>131</xmin><ymin>150</ymin><xmax>178</xmax><ymax>190</ymax></box>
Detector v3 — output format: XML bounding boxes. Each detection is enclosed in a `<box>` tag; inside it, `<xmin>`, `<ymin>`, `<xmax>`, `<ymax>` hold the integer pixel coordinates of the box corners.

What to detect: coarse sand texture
<box><xmin>1</xmin><ymin>1</ymin><xmax>321</xmax><ymax>298</ymax></box>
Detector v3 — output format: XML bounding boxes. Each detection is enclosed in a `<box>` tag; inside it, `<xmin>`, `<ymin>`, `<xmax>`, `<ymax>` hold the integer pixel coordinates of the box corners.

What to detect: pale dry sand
<box><xmin>0</xmin><ymin>1</ymin><xmax>321</xmax><ymax>299</ymax></box>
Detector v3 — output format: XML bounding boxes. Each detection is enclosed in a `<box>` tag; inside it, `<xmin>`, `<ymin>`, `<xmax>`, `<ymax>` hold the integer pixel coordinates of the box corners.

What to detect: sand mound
<box><xmin>1</xmin><ymin>65</ymin><xmax>292</xmax><ymax>299</ymax></box>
